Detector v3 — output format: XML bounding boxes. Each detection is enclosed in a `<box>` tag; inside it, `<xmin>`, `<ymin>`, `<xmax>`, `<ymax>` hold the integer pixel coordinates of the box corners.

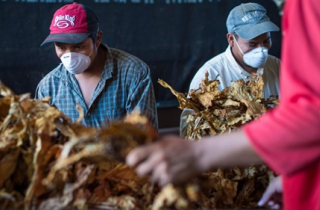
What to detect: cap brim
<box><xmin>235</xmin><ymin>21</ymin><xmax>280</xmax><ymax>40</ymax></box>
<box><xmin>41</xmin><ymin>33</ymin><xmax>91</xmax><ymax>46</ymax></box>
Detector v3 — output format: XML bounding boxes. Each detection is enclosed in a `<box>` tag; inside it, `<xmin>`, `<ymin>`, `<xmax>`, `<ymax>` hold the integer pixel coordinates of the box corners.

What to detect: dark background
<box><xmin>0</xmin><ymin>0</ymin><xmax>282</xmax><ymax>130</ymax></box>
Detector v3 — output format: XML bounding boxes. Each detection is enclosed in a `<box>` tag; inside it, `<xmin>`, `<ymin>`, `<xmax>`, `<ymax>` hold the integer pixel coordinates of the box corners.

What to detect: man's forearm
<box><xmin>195</xmin><ymin>129</ymin><xmax>263</xmax><ymax>172</ymax></box>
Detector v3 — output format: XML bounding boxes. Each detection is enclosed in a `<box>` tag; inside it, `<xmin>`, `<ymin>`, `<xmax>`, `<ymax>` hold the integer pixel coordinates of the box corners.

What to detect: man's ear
<box><xmin>96</xmin><ymin>31</ymin><xmax>103</xmax><ymax>47</ymax></box>
<box><xmin>226</xmin><ymin>33</ymin><xmax>234</xmax><ymax>47</ymax></box>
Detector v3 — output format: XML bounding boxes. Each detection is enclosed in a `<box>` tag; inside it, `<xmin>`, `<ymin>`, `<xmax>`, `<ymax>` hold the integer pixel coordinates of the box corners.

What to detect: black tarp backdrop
<box><xmin>0</xmin><ymin>0</ymin><xmax>281</xmax><ymax>109</ymax></box>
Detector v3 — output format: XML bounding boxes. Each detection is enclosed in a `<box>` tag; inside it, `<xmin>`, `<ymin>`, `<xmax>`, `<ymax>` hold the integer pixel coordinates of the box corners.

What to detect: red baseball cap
<box><xmin>41</xmin><ymin>3</ymin><xmax>99</xmax><ymax>46</ymax></box>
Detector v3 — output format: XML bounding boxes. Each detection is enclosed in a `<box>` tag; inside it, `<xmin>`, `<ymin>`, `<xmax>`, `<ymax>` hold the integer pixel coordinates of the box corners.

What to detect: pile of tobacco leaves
<box><xmin>0</xmin><ymin>71</ymin><xmax>278</xmax><ymax>210</ymax></box>
<box><xmin>0</xmin><ymin>82</ymin><xmax>160</xmax><ymax>210</ymax></box>
<box><xmin>157</xmin><ymin>72</ymin><xmax>279</xmax><ymax>209</ymax></box>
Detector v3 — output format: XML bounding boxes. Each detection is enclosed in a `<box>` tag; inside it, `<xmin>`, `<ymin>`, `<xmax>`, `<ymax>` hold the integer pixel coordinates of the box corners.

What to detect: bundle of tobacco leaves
<box><xmin>0</xmin><ymin>81</ymin><xmax>162</xmax><ymax>210</ymax></box>
<box><xmin>157</xmin><ymin>72</ymin><xmax>278</xmax><ymax>209</ymax></box>
<box><xmin>0</xmin><ymin>72</ymin><xmax>279</xmax><ymax>210</ymax></box>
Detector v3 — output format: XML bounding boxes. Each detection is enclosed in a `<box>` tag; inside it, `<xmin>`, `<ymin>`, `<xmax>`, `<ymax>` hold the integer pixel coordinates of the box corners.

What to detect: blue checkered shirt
<box><xmin>36</xmin><ymin>45</ymin><xmax>158</xmax><ymax>130</ymax></box>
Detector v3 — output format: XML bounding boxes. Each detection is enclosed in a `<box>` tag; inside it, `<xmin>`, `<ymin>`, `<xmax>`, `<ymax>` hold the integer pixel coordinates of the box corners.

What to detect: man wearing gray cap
<box><xmin>180</xmin><ymin>2</ymin><xmax>280</xmax><ymax>136</ymax></box>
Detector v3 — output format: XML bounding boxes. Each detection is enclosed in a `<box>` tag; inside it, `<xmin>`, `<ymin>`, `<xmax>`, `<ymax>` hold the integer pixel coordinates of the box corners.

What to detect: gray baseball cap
<box><xmin>226</xmin><ymin>3</ymin><xmax>279</xmax><ymax>40</ymax></box>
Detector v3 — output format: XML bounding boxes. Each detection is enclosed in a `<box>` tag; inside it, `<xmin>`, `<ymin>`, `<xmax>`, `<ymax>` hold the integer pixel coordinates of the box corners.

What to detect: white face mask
<box><xmin>233</xmin><ymin>35</ymin><xmax>268</xmax><ymax>68</ymax></box>
<box><xmin>60</xmin><ymin>51</ymin><xmax>92</xmax><ymax>74</ymax></box>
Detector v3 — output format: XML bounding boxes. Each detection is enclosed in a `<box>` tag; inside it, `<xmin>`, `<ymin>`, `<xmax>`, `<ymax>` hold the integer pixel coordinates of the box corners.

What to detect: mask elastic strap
<box><xmin>232</xmin><ymin>35</ymin><xmax>244</xmax><ymax>55</ymax></box>
<box><xmin>88</xmin><ymin>47</ymin><xmax>95</xmax><ymax>58</ymax></box>
<box><xmin>60</xmin><ymin>47</ymin><xmax>94</xmax><ymax>59</ymax></box>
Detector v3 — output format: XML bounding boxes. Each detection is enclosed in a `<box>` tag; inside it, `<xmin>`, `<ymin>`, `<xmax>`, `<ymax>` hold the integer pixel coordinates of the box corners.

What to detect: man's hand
<box><xmin>126</xmin><ymin>130</ymin><xmax>262</xmax><ymax>186</ymax></box>
<box><xmin>126</xmin><ymin>135</ymin><xmax>202</xmax><ymax>186</ymax></box>
<box><xmin>258</xmin><ymin>176</ymin><xmax>283</xmax><ymax>209</ymax></box>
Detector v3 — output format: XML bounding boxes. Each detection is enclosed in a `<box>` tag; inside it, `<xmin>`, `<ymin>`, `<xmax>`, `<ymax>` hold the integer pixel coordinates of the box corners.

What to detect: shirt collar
<box><xmin>100</xmin><ymin>44</ymin><xmax>114</xmax><ymax>81</ymax></box>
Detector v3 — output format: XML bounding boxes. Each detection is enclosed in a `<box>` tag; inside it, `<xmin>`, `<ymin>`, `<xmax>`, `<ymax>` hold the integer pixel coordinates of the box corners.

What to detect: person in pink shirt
<box><xmin>126</xmin><ymin>0</ymin><xmax>320</xmax><ymax>209</ymax></box>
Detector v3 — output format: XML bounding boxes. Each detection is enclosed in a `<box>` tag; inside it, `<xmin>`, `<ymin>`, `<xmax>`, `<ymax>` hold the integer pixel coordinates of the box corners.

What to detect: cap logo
<box><xmin>54</xmin><ymin>15</ymin><xmax>76</xmax><ymax>29</ymax></box>
<box><xmin>241</xmin><ymin>11</ymin><xmax>265</xmax><ymax>23</ymax></box>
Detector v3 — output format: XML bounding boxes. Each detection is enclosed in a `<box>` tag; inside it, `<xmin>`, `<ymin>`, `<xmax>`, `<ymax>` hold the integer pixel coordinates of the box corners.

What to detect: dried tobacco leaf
<box><xmin>0</xmin><ymin>82</ymin><xmax>158</xmax><ymax>210</ymax></box>
<box><xmin>157</xmin><ymin>72</ymin><xmax>279</xmax><ymax>209</ymax></box>
<box><xmin>152</xmin><ymin>184</ymin><xmax>189</xmax><ymax>210</ymax></box>
<box><xmin>0</xmin><ymin>148</ymin><xmax>20</xmax><ymax>188</ymax></box>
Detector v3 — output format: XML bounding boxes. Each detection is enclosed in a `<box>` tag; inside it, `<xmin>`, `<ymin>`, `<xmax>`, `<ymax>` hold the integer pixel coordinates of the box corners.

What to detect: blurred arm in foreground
<box><xmin>126</xmin><ymin>130</ymin><xmax>260</xmax><ymax>186</ymax></box>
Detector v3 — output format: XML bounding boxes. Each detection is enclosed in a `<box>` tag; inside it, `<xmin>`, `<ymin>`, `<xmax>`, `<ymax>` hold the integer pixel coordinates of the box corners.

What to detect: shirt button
<box><xmin>87</xmin><ymin>112</ymin><xmax>91</xmax><ymax>117</ymax></box>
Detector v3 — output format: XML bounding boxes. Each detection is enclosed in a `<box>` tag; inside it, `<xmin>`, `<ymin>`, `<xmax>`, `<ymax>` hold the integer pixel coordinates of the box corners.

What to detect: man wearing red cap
<box><xmin>36</xmin><ymin>3</ymin><xmax>158</xmax><ymax>129</ymax></box>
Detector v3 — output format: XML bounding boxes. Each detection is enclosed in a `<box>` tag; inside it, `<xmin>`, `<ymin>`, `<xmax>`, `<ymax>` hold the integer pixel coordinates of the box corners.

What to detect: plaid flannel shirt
<box><xmin>36</xmin><ymin>44</ymin><xmax>158</xmax><ymax>130</ymax></box>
